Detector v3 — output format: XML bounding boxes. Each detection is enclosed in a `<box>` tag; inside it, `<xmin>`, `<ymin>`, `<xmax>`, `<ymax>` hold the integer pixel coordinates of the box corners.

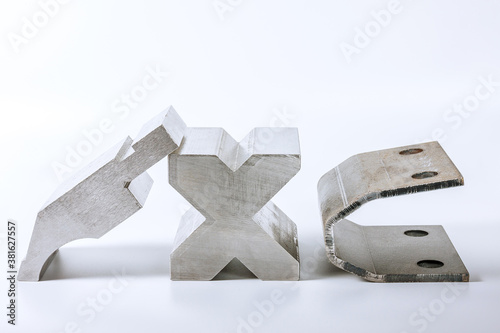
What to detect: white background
<box><xmin>1</xmin><ymin>0</ymin><xmax>499</xmax><ymax>332</ymax></box>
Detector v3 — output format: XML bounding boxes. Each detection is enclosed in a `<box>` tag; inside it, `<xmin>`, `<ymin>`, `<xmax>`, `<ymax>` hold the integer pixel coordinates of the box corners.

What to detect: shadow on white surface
<box><xmin>213</xmin><ymin>257</ymin><xmax>257</xmax><ymax>280</ymax></box>
<box><xmin>41</xmin><ymin>244</ymin><xmax>172</xmax><ymax>280</ymax></box>
<box><xmin>296</xmin><ymin>235</ymin><xmax>349</xmax><ymax>281</ymax></box>
<box><xmin>36</xmin><ymin>240</ymin><xmax>349</xmax><ymax>282</ymax></box>
<box><xmin>34</xmin><ymin>234</ymin><xmax>486</xmax><ymax>283</ymax></box>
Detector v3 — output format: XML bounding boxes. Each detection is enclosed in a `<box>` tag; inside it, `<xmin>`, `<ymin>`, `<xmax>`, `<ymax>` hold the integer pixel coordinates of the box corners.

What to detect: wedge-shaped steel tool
<box><xmin>169</xmin><ymin>127</ymin><xmax>301</xmax><ymax>280</ymax></box>
<box><xmin>318</xmin><ymin>141</ymin><xmax>468</xmax><ymax>282</ymax></box>
<box><xmin>19</xmin><ymin>107</ymin><xmax>186</xmax><ymax>281</ymax></box>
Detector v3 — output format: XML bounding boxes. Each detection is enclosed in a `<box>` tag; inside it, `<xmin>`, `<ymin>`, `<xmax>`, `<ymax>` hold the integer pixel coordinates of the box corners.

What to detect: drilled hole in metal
<box><xmin>417</xmin><ymin>260</ymin><xmax>444</xmax><ymax>268</ymax></box>
<box><xmin>404</xmin><ymin>230</ymin><xmax>428</xmax><ymax>237</ymax></box>
<box><xmin>412</xmin><ymin>171</ymin><xmax>438</xmax><ymax>179</ymax></box>
<box><xmin>399</xmin><ymin>148</ymin><xmax>423</xmax><ymax>155</ymax></box>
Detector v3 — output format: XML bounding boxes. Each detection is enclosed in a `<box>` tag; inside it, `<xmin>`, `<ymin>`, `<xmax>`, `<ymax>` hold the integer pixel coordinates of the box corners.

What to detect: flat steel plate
<box><xmin>334</xmin><ymin>220</ymin><xmax>468</xmax><ymax>282</ymax></box>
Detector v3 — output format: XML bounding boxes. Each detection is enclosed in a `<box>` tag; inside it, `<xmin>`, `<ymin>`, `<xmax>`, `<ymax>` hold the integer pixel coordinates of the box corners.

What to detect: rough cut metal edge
<box><xmin>317</xmin><ymin>141</ymin><xmax>469</xmax><ymax>282</ymax></box>
<box><xmin>18</xmin><ymin>106</ymin><xmax>186</xmax><ymax>281</ymax></box>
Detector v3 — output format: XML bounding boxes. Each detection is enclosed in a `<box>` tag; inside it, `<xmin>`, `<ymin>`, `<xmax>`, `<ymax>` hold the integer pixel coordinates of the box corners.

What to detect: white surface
<box><xmin>0</xmin><ymin>0</ymin><xmax>499</xmax><ymax>332</ymax></box>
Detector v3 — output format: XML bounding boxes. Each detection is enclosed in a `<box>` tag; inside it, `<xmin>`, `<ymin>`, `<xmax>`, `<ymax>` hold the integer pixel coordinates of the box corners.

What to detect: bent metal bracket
<box><xmin>317</xmin><ymin>142</ymin><xmax>468</xmax><ymax>282</ymax></box>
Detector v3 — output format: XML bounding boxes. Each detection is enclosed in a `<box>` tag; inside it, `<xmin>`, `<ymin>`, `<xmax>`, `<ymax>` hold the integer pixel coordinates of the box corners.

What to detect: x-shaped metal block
<box><xmin>18</xmin><ymin>107</ymin><xmax>186</xmax><ymax>281</ymax></box>
<box><xmin>169</xmin><ymin>127</ymin><xmax>301</xmax><ymax>280</ymax></box>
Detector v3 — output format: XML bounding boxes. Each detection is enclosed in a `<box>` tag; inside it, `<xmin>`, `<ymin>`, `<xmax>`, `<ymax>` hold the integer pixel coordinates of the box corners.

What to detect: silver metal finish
<box><xmin>169</xmin><ymin>127</ymin><xmax>301</xmax><ymax>281</ymax></box>
<box><xmin>18</xmin><ymin>107</ymin><xmax>186</xmax><ymax>281</ymax></box>
<box><xmin>318</xmin><ymin>141</ymin><xmax>468</xmax><ymax>282</ymax></box>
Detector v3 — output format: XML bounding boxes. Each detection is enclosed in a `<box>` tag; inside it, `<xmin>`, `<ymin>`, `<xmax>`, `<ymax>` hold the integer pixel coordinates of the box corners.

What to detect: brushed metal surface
<box><xmin>169</xmin><ymin>127</ymin><xmax>301</xmax><ymax>281</ymax></box>
<box><xmin>18</xmin><ymin>107</ymin><xmax>186</xmax><ymax>281</ymax></box>
<box><xmin>317</xmin><ymin>141</ymin><xmax>469</xmax><ymax>282</ymax></box>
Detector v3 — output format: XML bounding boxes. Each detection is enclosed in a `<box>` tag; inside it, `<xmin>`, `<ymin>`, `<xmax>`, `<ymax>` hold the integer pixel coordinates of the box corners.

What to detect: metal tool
<box><xmin>18</xmin><ymin>107</ymin><xmax>186</xmax><ymax>281</ymax></box>
<box><xmin>317</xmin><ymin>141</ymin><xmax>468</xmax><ymax>282</ymax></box>
<box><xmin>169</xmin><ymin>127</ymin><xmax>301</xmax><ymax>280</ymax></box>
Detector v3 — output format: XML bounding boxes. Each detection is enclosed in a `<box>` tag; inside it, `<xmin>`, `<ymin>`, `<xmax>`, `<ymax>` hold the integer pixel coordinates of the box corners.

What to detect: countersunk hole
<box><xmin>412</xmin><ymin>171</ymin><xmax>438</xmax><ymax>179</ymax></box>
<box><xmin>400</xmin><ymin>148</ymin><xmax>423</xmax><ymax>155</ymax></box>
<box><xmin>417</xmin><ymin>260</ymin><xmax>444</xmax><ymax>268</ymax></box>
<box><xmin>404</xmin><ymin>230</ymin><xmax>429</xmax><ymax>237</ymax></box>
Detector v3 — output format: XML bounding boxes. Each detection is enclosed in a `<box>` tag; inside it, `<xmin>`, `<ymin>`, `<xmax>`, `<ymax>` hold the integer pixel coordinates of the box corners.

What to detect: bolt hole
<box><xmin>417</xmin><ymin>260</ymin><xmax>444</xmax><ymax>268</ymax></box>
<box><xmin>412</xmin><ymin>171</ymin><xmax>438</xmax><ymax>179</ymax></box>
<box><xmin>404</xmin><ymin>230</ymin><xmax>428</xmax><ymax>237</ymax></box>
<box><xmin>400</xmin><ymin>148</ymin><xmax>423</xmax><ymax>155</ymax></box>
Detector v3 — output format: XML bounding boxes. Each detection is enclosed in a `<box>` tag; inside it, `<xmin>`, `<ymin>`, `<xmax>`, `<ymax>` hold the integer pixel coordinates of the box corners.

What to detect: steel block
<box><xmin>169</xmin><ymin>127</ymin><xmax>301</xmax><ymax>281</ymax></box>
<box><xmin>18</xmin><ymin>107</ymin><xmax>186</xmax><ymax>281</ymax></box>
<box><xmin>318</xmin><ymin>141</ymin><xmax>469</xmax><ymax>282</ymax></box>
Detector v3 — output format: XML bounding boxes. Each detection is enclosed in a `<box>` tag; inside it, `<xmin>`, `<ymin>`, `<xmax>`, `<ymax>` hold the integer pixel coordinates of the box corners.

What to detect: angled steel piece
<box><xmin>169</xmin><ymin>127</ymin><xmax>301</xmax><ymax>281</ymax></box>
<box><xmin>318</xmin><ymin>141</ymin><xmax>468</xmax><ymax>282</ymax></box>
<box><xmin>18</xmin><ymin>107</ymin><xmax>186</xmax><ymax>281</ymax></box>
